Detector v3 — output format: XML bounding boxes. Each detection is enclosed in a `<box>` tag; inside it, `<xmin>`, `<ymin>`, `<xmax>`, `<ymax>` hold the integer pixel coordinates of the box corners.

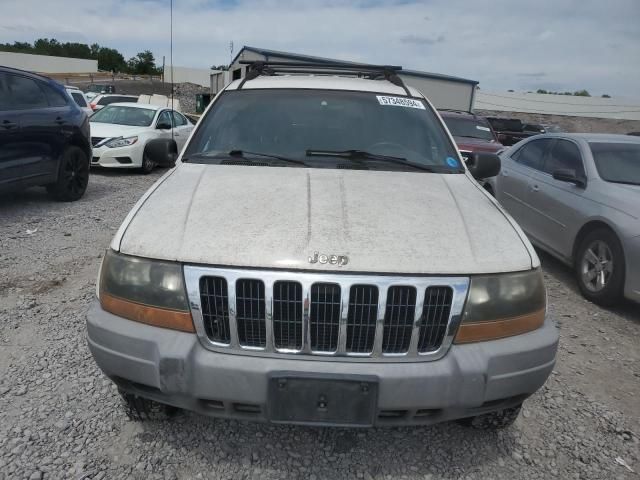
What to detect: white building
<box><xmin>0</xmin><ymin>51</ymin><xmax>97</xmax><ymax>74</ymax></box>
<box><xmin>211</xmin><ymin>46</ymin><xmax>479</xmax><ymax>112</ymax></box>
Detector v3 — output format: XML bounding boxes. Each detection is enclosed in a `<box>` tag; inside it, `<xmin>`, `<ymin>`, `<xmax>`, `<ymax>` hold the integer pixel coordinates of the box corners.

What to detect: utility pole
<box><xmin>229</xmin><ymin>41</ymin><xmax>234</xmax><ymax>67</ymax></box>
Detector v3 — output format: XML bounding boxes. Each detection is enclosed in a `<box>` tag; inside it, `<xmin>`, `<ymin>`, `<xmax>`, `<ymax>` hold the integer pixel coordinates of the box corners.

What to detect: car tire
<box><xmin>457</xmin><ymin>404</ymin><xmax>522</xmax><ymax>430</ymax></box>
<box><xmin>575</xmin><ymin>229</ymin><xmax>625</xmax><ymax>306</ymax></box>
<box><xmin>46</xmin><ymin>146</ymin><xmax>89</xmax><ymax>201</ymax></box>
<box><xmin>118</xmin><ymin>389</ymin><xmax>179</xmax><ymax>421</ymax></box>
<box><xmin>140</xmin><ymin>151</ymin><xmax>155</xmax><ymax>174</ymax></box>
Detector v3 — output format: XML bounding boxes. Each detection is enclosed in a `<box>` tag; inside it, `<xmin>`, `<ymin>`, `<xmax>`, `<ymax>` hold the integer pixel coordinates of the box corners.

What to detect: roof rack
<box><xmin>236</xmin><ymin>60</ymin><xmax>412</xmax><ymax>96</ymax></box>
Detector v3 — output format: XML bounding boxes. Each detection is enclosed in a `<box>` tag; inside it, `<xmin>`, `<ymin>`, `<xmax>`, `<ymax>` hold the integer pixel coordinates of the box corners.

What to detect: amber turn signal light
<box><xmin>454</xmin><ymin>308</ymin><xmax>545</xmax><ymax>344</ymax></box>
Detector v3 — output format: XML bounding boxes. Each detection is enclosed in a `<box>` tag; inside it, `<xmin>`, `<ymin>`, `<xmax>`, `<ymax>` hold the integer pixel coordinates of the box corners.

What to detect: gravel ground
<box><xmin>0</xmin><ymin>170</ymin><xmax>638</xmax><ymax>480</ymax></box>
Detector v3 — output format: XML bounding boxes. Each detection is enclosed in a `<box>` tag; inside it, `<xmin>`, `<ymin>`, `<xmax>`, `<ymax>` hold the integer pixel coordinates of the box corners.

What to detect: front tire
<box><xmin>457</xmin><ymin>405</ymin><xmax>522</xmax><ymax>430</ymax></box>
<box><xmin>140</xmin><ymin>151</ymin><xmax>155</xmax><ymax>174</ymax></box>
<box><xmin>118</xmin><ymin>389</ymin><xmax>178</xmax><ymax>421</ymax></box>
<box><xmin>575</xmin><ymin>229</ymin><xmax>625</xmax><ymax>306</ymax></box>
<box><xmin>47</xmin><ymin>146</ymin><xmax>89</xmax><ymax>201</ymax></box>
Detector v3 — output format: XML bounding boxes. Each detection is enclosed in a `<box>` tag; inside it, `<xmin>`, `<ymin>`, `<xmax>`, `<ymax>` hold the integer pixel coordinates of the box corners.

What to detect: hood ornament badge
<box><xmin>308</xmin><ymin>251</ymin><xmax>349</xmax><ymax>266</ymax></box>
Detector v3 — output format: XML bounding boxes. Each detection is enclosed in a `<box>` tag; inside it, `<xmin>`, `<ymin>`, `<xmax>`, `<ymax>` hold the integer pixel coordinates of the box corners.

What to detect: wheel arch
<box><xmin>572</xmin><ymin>220</ymin><xmax>623</xmax><ymax>266</ymax></box>
<box><xmin>143</xmin><ymin>137</ymin><xmax>178</xmax><ymax>166</ymax></box>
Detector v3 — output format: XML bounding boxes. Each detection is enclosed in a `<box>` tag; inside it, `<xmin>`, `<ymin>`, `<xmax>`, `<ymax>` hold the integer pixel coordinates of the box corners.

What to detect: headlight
<box><xmin>99</xmin><ymin>249</ymin><xmax>194</xmax><ymax>332</ymax></box>
<box><xmin>105</xmin><ymin>136</ymin><xmax>138</xmax><ymax>148</ymax></box>
<box><xmin>455</xmin><ymin>269</ymin><xmax>546</xmax><ymax>343</ymax></box>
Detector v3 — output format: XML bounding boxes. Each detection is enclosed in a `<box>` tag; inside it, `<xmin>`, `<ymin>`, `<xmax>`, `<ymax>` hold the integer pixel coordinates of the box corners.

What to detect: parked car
<box><xmin>0</xmin><ymin>66</ymin><xmax>91</xmax><ymax>201</ymax></box>
<box><xmin>89</xmin><ymin>103</ymin><xmax>193</xmax><ymax>173</ymax></box>
<box><xmin>85</xmin><ymin>83</ymin><xmax>116</xmax><ymax>101</ymax></box>
<box><xmin>523</xmin><ymin>123</ymin><xmax>546</xmax><ymax>135</ymax></box>
<box><xmin>486</xmin><ymin>116</ymin><xmax>534</xmax><ymax>146</ymax></box>
<box><xmin>494</xmin><ymin>133</ymin><xmax>640</xmax><ymax>305</ymax></box>
<box><xmin>439</xmin><ymin>111</ymin><xmax>503</xmax><ymax>192</ymax></box>
<box><xmin>89</xmin><ymin>94</ymin><xmax>139</xmax><ymax>112</ymax></box>
<box><xmin>87</xmin><ymin>64</ymin><xmax>558</xmax><ymax>429</ymax></box>
<box><xmin>65</xmin><ymin>85</ymin><xmax>92</xmax><ymax>116</ymax></box>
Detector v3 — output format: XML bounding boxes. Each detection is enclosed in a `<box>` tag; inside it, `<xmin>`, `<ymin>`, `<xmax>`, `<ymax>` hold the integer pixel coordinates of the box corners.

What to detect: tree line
<box><xmin>0</xmin><ymin>38</ymin><xmax>162</xmax><ymax>75</ymax></box>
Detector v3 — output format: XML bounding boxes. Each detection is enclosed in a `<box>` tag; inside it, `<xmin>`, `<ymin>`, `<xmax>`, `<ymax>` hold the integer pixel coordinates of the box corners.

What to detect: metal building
<box><xmin>210</xmin><ymin>46</ymin><xmax>479</xmax><ymax>112</ymax></box>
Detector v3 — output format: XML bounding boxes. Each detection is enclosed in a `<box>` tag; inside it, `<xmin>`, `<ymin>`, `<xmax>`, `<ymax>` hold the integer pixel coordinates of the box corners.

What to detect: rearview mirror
<box><xmin>156</xmin><ymin>122</ymin><xmax>172</xmax><ymax>130</ymax></box>
<box><xmin>552</xmin><ymin>169</ymin><xmax>586</xmax><ymax>187</ymax></box>
<box><xmin>467</xmin><ymin>152</ymin><xmax>501</xmax><ymax>180</ymax></box>
<box><xmin>144</xmin><ymin>138</ymin><xmax>178</xmax><ymax>167</ymax></box>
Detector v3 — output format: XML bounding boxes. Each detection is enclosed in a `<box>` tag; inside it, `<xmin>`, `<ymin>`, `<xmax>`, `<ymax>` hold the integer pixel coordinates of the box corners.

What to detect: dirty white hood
<box><xmin>115</xmin><ymin>164</ymin><xmax>535</xmax><ymax>274</ymax></box>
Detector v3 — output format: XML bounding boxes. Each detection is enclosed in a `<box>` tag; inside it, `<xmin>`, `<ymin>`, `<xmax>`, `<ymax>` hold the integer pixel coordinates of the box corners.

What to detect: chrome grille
<box><xmin>236</xmin><ymin>279</ymin><xmax>266</xmax><ymax>347</ymax></box>
<box><xmin>382</xmin><ymin>286</ymin><xmax>416</xmax><ymax>354</ymax></box>
<box><xmin>418</xmin><ymin>286</ymin><xmax>453</xmax><ymax>353</ymax></box>
<box><xmin>346</xmin><ymin>285</ymin><xmax>378</xmax><ymax>353</ymax></box>
<box><xmin>272</xmin><ymin>281</ymin><xmax>303</xmax><ymax>350</ymax></box>
<box><xmin>187</xmin><ymin>267</ymin><xmax>469</xmax><ymax>362</ymax></box>
<box><xmin>309</xmin><ymin>283</ymin><xmax>341</xmax><ymax>352</ymax></box>
<box><xmin>199</xmin><ymin>276</ymin><xmax>231</xmax><ymax>344</ymax></box>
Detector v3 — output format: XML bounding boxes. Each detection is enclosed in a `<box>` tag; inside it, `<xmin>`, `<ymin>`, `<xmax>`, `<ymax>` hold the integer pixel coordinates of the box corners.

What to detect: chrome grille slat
<box><xmin>186</xmin><ymin>267</ymin><xmax>469</xmax><ymax>362</ymax></box>
<box><xmin>309</xmin><ymin>283</ymin><xmax>341</xmax><ymax>352</ymax></box>
<box><xmin>199</xmin><ymin>276</ymin><xmax>231</xmax><ymax>344</ymax></box>
<box><xmin>418</xmin><ymin>286</ymin><xmax>453</xmax><ymax>353</ymax></box>
<box><xmin>273</xmin><ymin>281</ymin><xmax>303</xmax><ymax>350</ymax></box>
<box><xmin>346</xmin><ymin>285</ymin><xmax>378</xmax><ymax>354</ymax></box>
<box><xmin>382</xmin><ymin>286</ymin><xmax>416</xmax><ymax>354</ymax></box>
<box><xmin>236</xmin><ymin>279</ymin><xmax>266</xmax><ymax>348</ymax></box>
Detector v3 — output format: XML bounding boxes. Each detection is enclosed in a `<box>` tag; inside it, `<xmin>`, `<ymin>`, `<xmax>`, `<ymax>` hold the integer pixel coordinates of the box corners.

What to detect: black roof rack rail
<box><xmin>236</xmin><ymin>60</ymin><xmax>412</xmax><ymax>96</ymax></box>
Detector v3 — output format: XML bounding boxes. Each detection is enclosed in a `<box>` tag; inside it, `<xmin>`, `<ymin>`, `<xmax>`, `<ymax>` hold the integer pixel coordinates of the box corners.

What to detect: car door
<box><xmin>155</xmin><ymin>110</ymin><xmax>173</xmax><ymax>142</ymax></box>
<box><xmin>523</xmin><ymin>138</ymin><xmax>589</xmax><ymax>260</ymax></box>
<box><xmin>495</xmin><ymin>138</ymin><xmax>553</xmax><ymax>236</ymax></box>
<box><xmin>1</xmin><ymin>72</ymin><xmax>59</xmax><ymax>184</ymax></box>
<box><xmin>0</xmin><ymin>72</ymin><xmax>25</xmax><ymax>187</ymax></box>
<box><xmin>171</xmin><ymin>111</ymin><xmax>193</xmax><ymax>151</ymax></box>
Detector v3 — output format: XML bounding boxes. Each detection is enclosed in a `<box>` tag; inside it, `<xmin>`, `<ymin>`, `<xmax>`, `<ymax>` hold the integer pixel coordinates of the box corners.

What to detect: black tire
<box><xmin>46</xmin><ymin>146</ymin><xmax>89</xmax><ymax>201</ymax></box>
<box><xmin>575</xmin><ymin>228</ymin><xmax>625</xmax><ymax>306</ymax></box>
<box><xmin>118</xmin><ymin>389</ymin><xmax>179</xmax><ymax>421</ymax></box>
<box><xmin>140</xmin><ymin>150</ymin><xmax>155</xmax><ymax>174</ymax></box>
<box><xmin>457</xmin><ymin>405</ymin><xmax>522</xmax><ymax>430</ymax></box>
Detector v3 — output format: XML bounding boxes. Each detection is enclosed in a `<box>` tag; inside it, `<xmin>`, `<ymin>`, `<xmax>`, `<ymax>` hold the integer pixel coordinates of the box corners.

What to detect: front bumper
<box><xmin>87</xmin><ymin>301</ymin><xmax>558</xmax><ymax>426</ymax></box>
<box><xmin>91</xmin><ymin>143</ymin><xmax>143</xmax><ymax>168</ymax></box>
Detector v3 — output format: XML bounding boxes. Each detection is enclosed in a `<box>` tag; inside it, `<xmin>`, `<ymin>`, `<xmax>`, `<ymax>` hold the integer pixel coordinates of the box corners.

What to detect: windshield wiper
<box><xmin>183</xmin><ymin>150</ymin><xmax>306</xmax><ymax>166</ymax></box>
<box><xmin>305</xmin><ymin>149</ymin><xmax>436</xmax><ymax>172</ymax></box>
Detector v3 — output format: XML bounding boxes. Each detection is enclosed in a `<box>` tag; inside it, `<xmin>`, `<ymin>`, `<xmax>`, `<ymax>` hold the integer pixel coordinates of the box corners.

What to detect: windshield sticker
<box><xmin>446</xmin><ymin>157</ymin><xmax>459</xmax><ymax>168</ymax></box>
<box><xmin>476</xmin><ymin>125</ymin><xmax>491</xmax><ymax>132</ymax></box>
<box><xmin>376</xmin><ymin>96</ymin><xmax>426</xmax><ymax>110</ymax></box>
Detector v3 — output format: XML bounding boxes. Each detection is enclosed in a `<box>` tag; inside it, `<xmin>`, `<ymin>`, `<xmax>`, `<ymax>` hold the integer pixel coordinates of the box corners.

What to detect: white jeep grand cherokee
<box><xmin>87</xmin><ymin>63</ymin><xmax>558</xmax><ymax>428</ymax></box>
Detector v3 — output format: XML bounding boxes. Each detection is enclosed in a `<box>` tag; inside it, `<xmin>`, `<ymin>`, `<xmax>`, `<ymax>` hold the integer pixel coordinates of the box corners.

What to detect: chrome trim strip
<box><xmin>184</xmin><ymin>266</ymin><xmax>470</xmax><ymax>363</ymax></box>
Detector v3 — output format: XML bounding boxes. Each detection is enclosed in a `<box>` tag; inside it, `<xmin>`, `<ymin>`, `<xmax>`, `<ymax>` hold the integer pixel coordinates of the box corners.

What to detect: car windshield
<box><xmin>590</xmin><ymin>142</ymin><xmax>640</xmax><ymax>185</ymax></box>
<box><xmin>183</xmin><ymin>89</ymin><xmax>461</xmax><ymax>172</ymax></box>
<box><xmin>90</xmin><ymin>105</ymin><xmax>156</xmax><ymax>127</ymax></box>
<box><xmin>442</xmin><ymin>116</ymin><xmax>496</xmax><ymax>141</ymax></box>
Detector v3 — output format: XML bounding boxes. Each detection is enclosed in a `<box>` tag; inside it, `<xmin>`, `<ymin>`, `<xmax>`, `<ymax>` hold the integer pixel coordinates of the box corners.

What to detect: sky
<box><xmin>1</xmin><ymin>0</ymin><xmax>639</xmax><ymax>97</ymax></box>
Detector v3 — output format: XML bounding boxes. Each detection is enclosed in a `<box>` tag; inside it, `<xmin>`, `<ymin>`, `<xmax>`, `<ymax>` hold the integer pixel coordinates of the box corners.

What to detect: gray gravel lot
<box><xmin>0</xmin><ymin>170</ymin><xmax>638</xmax><ymax>480</ymax></box>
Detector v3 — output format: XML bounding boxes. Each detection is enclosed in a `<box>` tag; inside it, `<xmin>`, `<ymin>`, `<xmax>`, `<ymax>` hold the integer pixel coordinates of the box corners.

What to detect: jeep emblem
<box><xmin>308</xmin><ymin>251</ymin><xmax>349</xmax><ymax>266</ymax></box>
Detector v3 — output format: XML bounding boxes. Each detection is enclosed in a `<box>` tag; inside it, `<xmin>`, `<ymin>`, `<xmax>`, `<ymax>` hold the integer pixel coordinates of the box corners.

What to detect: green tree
<box><xmin>97</xmin><ymin>47</ymin><xmax>126</xmax><ymax>72</ymax></box>
<box><xmin>127</xmin><ymin>50</ymin><xmax>161</xmax><ymax>75</ymax></box>
<box><xmin>573</xmin><ymin>89</ymin><xmax>591</xmax><ymax>97</ymax></box>
<box><xmin>536</xmin><ymin>89</ymin><xmax>548</xmax><ymax>94</ymax></box>
<box><xmin>602</xmin><ymin>94</ymin><xmax>611</xmax><ymax>98</ymax></box>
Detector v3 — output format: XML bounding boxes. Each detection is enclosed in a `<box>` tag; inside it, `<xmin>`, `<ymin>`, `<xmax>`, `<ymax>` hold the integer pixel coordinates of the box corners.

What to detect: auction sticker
<box><xmin>376</xmin><ymin>96</ymin><xmax>426</xmax><ymax>109</ymax></box>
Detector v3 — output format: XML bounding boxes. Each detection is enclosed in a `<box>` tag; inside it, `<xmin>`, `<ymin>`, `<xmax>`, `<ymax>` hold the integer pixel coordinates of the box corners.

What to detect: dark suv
<box><xmin>0</xmin><ymin>66</ymin><xmax>91</xmax><ymax>201</ymax></box>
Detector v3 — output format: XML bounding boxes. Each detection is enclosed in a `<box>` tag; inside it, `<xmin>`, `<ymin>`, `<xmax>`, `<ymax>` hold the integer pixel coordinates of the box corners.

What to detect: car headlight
<box><xmin>99</xmin><ymin>249</ymin><xmax>194</xmax><ymax>332</ymax></box>
<box><xmin>455</xmin><ymin>268</ymin><xmax>546</xmax><ymax>343</ymax></box>
<box><xmin>105</xmin><ymin>136</ymin><xmax>138</xmax><ymax>148</ymax></box>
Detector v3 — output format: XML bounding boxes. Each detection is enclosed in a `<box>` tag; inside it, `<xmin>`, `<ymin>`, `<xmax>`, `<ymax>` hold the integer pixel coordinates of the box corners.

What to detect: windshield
<box><xmin>590</xmin><ymin>142</ymin><xmax>640</xmax><ymax>185</ymax></box>
<box><xmin>183</xmin><ymin>89</ymin><xmax>461</xmax><ymax>172</ymax></box>
<box><xmin>90</xmin><ymin>105</ymin><xmax>156</xmax><ymax>127</ymax></box>
<box><xmin>442</xmin><ymin>116</ymin><xmax>496</xmax><ymax>141</ymax></box>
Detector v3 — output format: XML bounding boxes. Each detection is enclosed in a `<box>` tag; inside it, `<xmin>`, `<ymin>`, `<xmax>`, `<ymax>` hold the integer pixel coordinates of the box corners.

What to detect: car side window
<box><xmin>5</xmin><ymin>74</ymin><xmax>48</xmax><ymax>109</ymax></box>
<box><xmin>70</xmin><ymin>92</ymin><xmax>87</xmax><ymax>107</ymax></box>
<box><xmin>545</xmin><ymin>140</ymin><xmax>585</xmax><ymax>177</ymax></box>
<box><xmin>157</xmin><ymin>111</ymin><xmax>172</xmax><ymax>128</ymax></box>
<box><xmin>514</xmin><ymin>139</ymin><xmax>552</xmax><ymax>172</ymax></box>
<box><xmin>172</xmin><ymin>111</ymin><xmax>187</xmax><ymax>126</ymax></box>
<box><xmin>0</xmin><ymin>73</ymin><xmax>10</xmax><ymax>110</ymax></box>
<box><xmin>41</xmin><ymin>83</ymin><xmax>68</xmax><ymax>107</ymax></box>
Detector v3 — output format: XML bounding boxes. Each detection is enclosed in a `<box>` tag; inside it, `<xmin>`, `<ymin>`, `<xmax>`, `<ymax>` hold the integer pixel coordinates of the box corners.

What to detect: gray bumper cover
<box><xmin>86</xmin><ymin>301</ymin><xmax>558</xmax><ymax>426</ymax></box>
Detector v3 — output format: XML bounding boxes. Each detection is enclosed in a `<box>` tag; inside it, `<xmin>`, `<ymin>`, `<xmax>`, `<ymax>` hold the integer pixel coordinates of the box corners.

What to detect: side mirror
<box><xmin>144</xmin><ymin>138</ymin><xmax>178</xmax><ymax>167</ymax></box>
<box><xmin>552</xmin><ymin>169</ymin><xmax>586</xmax><ymax>187</ymax></box>
<box><xmin>468</xmin><ymin>152</ymin><xmax>501</xmax><ymax>180</ymax></box>
<box><xmin>156</xmin><ymin>122</ymin><xmax>172</xmax><ymax>130</ymax></box>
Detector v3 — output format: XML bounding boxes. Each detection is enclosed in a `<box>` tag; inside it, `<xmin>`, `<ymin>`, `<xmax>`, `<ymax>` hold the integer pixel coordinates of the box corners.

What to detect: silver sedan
<box><xmin>494</xmin><ymin>133</ymin><xmax>640</xmax><ymax>305</ymax></box>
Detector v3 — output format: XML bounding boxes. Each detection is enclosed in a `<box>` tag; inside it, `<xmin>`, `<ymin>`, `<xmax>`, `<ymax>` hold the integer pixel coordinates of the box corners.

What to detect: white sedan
<box><xmin>89</xmin><ymin>103</ymin><xmax>194</xmax><ymax>173</ymax></box>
